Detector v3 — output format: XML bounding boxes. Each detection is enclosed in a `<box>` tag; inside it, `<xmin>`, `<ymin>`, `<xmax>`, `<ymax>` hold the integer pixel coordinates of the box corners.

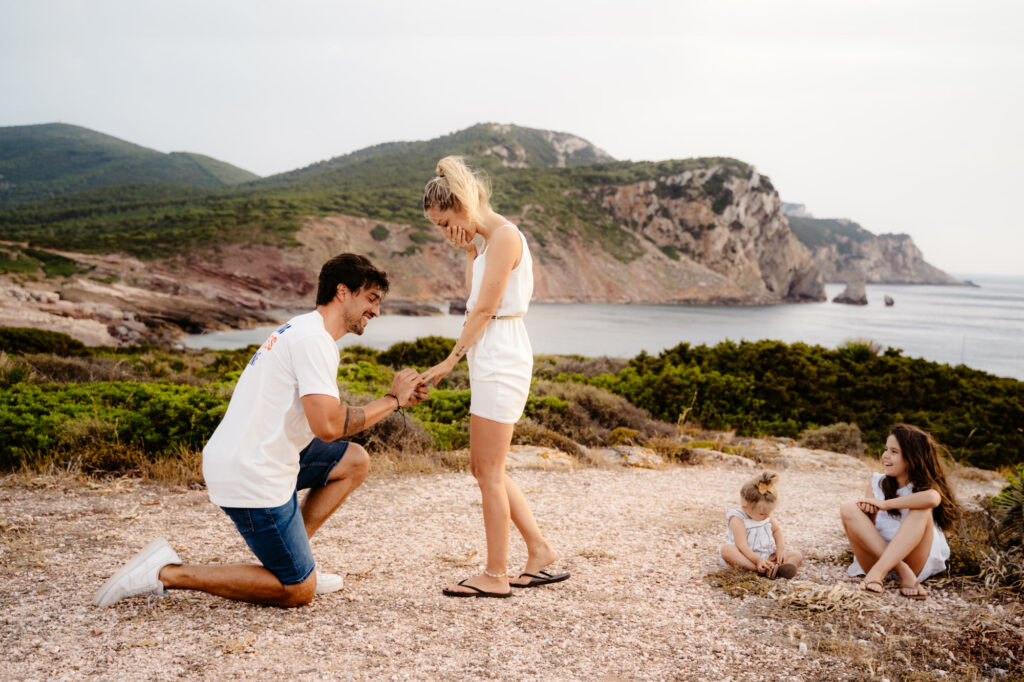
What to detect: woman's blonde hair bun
<box><xmin>423</xmin><ymin>156</ymin><xmax>491</xmax><ymax>224</ymax></box>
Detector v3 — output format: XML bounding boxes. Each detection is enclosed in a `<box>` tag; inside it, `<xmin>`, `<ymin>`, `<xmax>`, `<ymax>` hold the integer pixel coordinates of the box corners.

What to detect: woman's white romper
<box><xmin>465</xmin><ymin>226</ymin><xmax>533</xmax><ymax>424</ymax></box>
<box><xmin>719</xmin><ymin>508</ymin><xmax>776</xmax><ymax>566</ymax></box>
<box><xmin>847</xmin><ymin>472</ymin><xmax>950</xmax><ymax>581</ymax></box>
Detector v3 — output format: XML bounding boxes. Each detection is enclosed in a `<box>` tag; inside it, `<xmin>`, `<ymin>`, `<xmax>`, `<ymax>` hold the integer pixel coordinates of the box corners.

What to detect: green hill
<box><xmin>787</xmin><ymin>215</ymin><xmax>876</xmax><ymax>251</ymax></box>
<box><xmin>0</xmin><ymin>123</ymin><xmax>260</xmax><ymax>207</ymax></box>
<box><xmin>0</xmin><ymin>122</ymin><xmax>747</xmax><ymax>260</ymax></box>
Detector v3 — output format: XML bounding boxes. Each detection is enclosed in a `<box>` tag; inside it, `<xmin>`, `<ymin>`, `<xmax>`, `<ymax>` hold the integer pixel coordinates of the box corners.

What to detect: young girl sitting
<box><xmin>841</xmin><ymin>423</ymin><xmax>961</xmax><ymax>599</ymax></box>
<box><xmin>720</xmin><ymin>471</ymin><xmax>803</xmax><ymax>579</ymax></box>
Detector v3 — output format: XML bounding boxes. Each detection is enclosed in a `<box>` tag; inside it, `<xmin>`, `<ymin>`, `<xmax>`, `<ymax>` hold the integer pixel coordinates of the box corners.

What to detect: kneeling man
<box><xmin>94</xmin><ymin>253</ymin><xmax>424</xmax><ymax>607</ymax></box>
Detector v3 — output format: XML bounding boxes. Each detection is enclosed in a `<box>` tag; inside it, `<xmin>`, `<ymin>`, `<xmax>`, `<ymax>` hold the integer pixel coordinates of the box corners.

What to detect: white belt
<box><xmin>465</xmin><ymin>311</ymin><xmax>524</xmax><ymax>320</ymax></box>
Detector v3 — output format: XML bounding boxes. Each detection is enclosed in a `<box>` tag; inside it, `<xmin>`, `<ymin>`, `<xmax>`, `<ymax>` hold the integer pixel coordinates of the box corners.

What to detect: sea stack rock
<box><xmin>833</xmin><ymin>278</ymin><xmax>868</xmax><ymax>305</ymax></box>
<box><xmin>884</xmin><ymin>295</ymin><xmax>894</xmax><ymax>306</ymax></box>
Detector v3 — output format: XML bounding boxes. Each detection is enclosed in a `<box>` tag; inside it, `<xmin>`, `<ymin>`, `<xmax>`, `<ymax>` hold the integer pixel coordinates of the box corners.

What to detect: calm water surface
<box><xmin>183</xmin><ymin>275</ymin><xmax>1024</xmax><ymax>381</ymax></box>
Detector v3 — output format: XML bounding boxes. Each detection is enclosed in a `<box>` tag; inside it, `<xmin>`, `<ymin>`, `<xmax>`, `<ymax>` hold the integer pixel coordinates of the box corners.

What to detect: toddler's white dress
<box><xmin>847</xmin><ymin>472</ymin><xmax>950</xmax><ymax>581</ymax></box>
<box><xmin>719</xmin><ymin>508</ymin><xmax>776</xmax><ymax>567</ymax></box>
<box><xmin>465</xmin><ymin>225</ymin><xmax>533</xmax><ymax>424</ymax></box>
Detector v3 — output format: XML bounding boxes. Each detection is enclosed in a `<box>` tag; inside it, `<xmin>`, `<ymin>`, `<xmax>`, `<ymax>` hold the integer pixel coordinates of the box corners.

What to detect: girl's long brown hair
<box><xmin>881</xmin><ymin>423</ymin><xmax>961</xmax><ymax>531</ymax></box>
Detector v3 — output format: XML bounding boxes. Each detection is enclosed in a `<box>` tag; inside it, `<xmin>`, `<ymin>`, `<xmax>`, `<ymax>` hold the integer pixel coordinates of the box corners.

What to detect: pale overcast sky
<box><xmin>2</xmin><ymin>0</ymin><xmax>1021</xmax><ymax>275</ymax></box>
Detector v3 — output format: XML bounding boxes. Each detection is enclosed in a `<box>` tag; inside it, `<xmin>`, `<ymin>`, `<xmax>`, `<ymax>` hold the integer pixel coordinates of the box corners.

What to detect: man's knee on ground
<box><xmin>277</xmin><ymin>575</ymin><xmax>316</xmax><ymax>607</ymax></box>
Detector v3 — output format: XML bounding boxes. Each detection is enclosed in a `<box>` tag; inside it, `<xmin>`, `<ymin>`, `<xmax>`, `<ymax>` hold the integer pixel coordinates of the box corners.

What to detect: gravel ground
<box><xmin>0</xmin><ymin>457</ymin><xmax>1008</xmax><ymax>681</ymax></box>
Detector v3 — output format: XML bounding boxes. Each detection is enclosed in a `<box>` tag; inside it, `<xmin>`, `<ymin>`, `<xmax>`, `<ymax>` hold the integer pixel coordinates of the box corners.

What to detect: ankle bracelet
<box><xmin>482</xmin><ymin>568</ymin><xmax>507</xmax><ymax>579</ymax></box>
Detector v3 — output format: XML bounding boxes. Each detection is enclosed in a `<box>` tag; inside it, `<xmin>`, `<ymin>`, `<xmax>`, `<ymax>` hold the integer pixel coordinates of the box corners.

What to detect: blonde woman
<box><xmin>420</xmin><ymin>156</ymin><xmax>569</xmax><ymax>598</ymax></box>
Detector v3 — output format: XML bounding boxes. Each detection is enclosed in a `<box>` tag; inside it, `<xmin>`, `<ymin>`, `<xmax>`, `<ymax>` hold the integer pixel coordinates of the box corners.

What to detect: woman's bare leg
<box><xmin>444</xmin><ymin>415</ymin><xmax>514</xmax><ymax>594</ymax></box>
<box><xmin>504</xmin><ymin>476</ymin><xmax>559</xmax><ymax>584</ymax></box>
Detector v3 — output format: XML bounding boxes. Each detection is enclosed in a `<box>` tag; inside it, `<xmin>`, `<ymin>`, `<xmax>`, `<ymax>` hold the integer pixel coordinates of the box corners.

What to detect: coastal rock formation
<box><xmin>586</xmin><ymin>165</ymin><xmax>824</xmax><ymax>303</ymax></box>
<box><xmin>814</xmin><ymin>233</ymin><xmax>959</xmax><ymax>284</ymax></box>
<box><xmin>832</xmin><ymin>278</ymin><xmax>868</xmax><ymax>305</ymax></box>
<box><xmin>0</xmin><ymin>163</ymin><xmax>826</xmax><ymax>345</ymax></box>
<box><xmin>786</xmin><ymin>212</ymin><xmax>961</xmax><ymax>285</ymax></box>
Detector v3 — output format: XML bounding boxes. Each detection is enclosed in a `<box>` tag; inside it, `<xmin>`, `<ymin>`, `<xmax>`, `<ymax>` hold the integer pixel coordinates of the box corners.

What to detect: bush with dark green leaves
<box><xmin>798</xmin><ymin>422</ymin><xmax>865</xmax><ymax>457</ymax></box>
<box><xmin>0</xmin><ymin>327</ymin><xmax>87</xmax><ymax>356</ymax></box>
<box><xmin>377</xmin><ymin>336</ymin><xmax>457</xmax><ymax>369</ymax></box>
<box><xmin>580</xmin><ymin>340</ymin><xmax>1023</xmax><ymax>470</ymax></box>
<box><xmin>0</xmin><ymin>381</ymin><xmax>227</xmax><ymax>468</ymax></box>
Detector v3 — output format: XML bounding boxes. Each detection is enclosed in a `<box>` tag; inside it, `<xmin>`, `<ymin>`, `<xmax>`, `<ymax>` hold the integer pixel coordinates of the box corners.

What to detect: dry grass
<box><xmin>706</xmin><ymin>565</ymin><xmax>1024</xmax><ymax>680</ymax></box>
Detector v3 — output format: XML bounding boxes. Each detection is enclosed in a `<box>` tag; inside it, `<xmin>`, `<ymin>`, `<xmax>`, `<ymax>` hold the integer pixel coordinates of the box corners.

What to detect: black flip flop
<box><xmin>510</xmin><ymin>569</ymin><xmax>571</xmax><ymax>588</ymax></box>
<box><xmin>442</xmin><ymin>578</ymin><xmax>512</xmax><ymax>599</ymax></box>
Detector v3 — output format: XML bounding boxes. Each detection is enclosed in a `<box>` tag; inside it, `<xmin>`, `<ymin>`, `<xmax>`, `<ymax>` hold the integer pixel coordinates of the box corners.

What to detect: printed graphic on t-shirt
<box><xmin>248</xmin><ymin>322</ymin><xmax>293</xmax><ymax>367</ymax></box>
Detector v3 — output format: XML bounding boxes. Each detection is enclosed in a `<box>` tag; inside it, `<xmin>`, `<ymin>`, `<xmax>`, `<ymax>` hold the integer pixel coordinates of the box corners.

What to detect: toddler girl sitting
<box><xmin>719</xmin><ymin>471</ymin><xmax>802</xmax><ymax>578</ymax></box>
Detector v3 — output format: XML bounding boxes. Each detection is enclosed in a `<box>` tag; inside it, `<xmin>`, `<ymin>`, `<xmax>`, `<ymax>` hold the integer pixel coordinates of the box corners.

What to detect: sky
<box><xmin>2</xmin><ymin>0</ymin><xmax>1022</xmax><ymax>276</ymax></box>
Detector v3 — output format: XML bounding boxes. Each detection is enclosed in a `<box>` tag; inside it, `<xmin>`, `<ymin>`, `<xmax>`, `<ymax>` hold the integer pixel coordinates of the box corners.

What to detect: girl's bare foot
<box><xmin>510</xmin><ymin>544</ymin><xmax>560</xmax><ymax>586</ymax></box>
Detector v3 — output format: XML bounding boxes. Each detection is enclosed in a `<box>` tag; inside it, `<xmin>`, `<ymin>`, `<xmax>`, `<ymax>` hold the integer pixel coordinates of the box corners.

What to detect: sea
<box><xmin>182</xmin><ymin>274</ymin><xmax>1024</xmax><ymax>381</ymax></box>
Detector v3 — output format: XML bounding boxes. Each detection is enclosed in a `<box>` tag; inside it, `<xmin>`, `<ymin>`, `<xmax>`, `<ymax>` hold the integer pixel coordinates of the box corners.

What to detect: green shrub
<box><xmin>22</xmin><ymin>248</ymin><xmax>90</xmax><ymax>277</ymax></box>
<box><xmin>0</xmin><ymin>352</ymin><xmax>34</xmax><ymax>388</ymax></box>
<box><xmin>378</xmin><ymin>336</ymin><xmax>456</xmax><ymax>369</ymax></box>
<box><xmin>992</xmin><ymin>465</ymin><xmax>1024</xmax><ymax>547</ymax></box>
<box><xmin>512</xmin><ymin>422</ymin><xmax>580</xmax><ymax>457</ymax></box>
<box><xmin>407</xmin><ymin>387</ymin><xmax>471</xmax><ymax>430</ymax></box>
<box><xmin>946</xmin><ymin>502</ymin><xmax>996</xmax><ymax>577</ymax></box>
<box><xmin>22</xmin><ymin>353</ymin><xmax>141</xmax><ymax>383</ymax></box>
<box><xmin>0</xmin><ymin>251</ymin><xmax>40</xmax><ymax>274</ymax></box>
<box><xmin>533</xmin><ymin>354</ymin><xmax>628</xmax><ymax>380</ymax></box>
<box><xmin>408</xmin><ymin>230</ymin><xmax>441</xmax><ymax>245</ymax></box>
<box><xmin>0</xmin><ymin>381</ymin><xmax>226</xmax><ymax>468</ymax></box>
<box><xmin>0</xmin><ymin>327</ymin><xmax>87</xmax><ymax>356</ymax></box>
<box><xmin>370</xmin><ymin>224</ymin><xmax>390</xmax><ymax>241</ymax></box>
<box><xmin>600</xmin><ymin>339</ymin><xmax>1024</xmax><ymax>469</ymax></box>
<box><xmin>529</xmin><ymin>380</ymin><xmax>671</xmax><ymax>445</ymax></box>
<box><xmin>644</xmin><ymin>436</ymin><xmax>693</xmax><ymax>463</ymax></box>
<box><xmin>798</xmin><ymin>422</ymin><xmax>865</xmax><ymax>456</ymax></box>
<box><xmin>608</xmin><ymin>427</ymin><xmax>639</xmax><ymax>445</ymax></box>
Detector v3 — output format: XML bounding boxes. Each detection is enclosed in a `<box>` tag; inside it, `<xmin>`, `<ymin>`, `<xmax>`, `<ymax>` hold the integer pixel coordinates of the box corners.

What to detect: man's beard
<box><xmin>344</xmin><ymin>309</ymin><xmax>366</xmax><ymax>335</ymax></box>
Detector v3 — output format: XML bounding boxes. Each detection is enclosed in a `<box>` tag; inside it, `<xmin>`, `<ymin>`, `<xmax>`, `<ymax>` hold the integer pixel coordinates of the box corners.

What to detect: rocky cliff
<box><xmin>786</xmin><ymin>211</ymin><xmax>960</xmax><ymax>285</ymax></box>
<box><xmin>0</xmin><ymin>123</ymin><xmax>828</xmax><ymax>346</ymax></box>
<box><xmin>0</xmin><ymin>163</ymin><xmax>824</xmax><ymax>345</ymax></box>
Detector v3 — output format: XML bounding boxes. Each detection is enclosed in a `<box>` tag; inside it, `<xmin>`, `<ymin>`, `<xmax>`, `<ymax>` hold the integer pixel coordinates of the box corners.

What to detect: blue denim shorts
<box><xmin>220</xmin><ymin>439</ymin><xmax>350</xmax><ymax>585</ymax></box>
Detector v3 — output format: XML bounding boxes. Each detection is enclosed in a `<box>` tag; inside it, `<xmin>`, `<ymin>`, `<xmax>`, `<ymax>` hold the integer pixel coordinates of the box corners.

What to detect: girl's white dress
<box><xmin>720</xmin><ymin>508</ymin><xmax>776</xmax><ymax>566</ymax></box>
<box><xmin>465</xmin><ymin>225</ymin><xmax>533</xmax><ymax>424</ymax></box>
<box><xmin>847</xmin><ymin>472</ymin><xmax>950</xmax><ymax>581</ymax></box>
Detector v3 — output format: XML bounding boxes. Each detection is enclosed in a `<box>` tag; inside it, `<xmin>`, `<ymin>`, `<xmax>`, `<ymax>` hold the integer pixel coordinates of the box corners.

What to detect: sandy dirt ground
<box><xmin>0</xmin><ymin>458</ymin><xmax>1012</xmax><ymax>681</ymax></box>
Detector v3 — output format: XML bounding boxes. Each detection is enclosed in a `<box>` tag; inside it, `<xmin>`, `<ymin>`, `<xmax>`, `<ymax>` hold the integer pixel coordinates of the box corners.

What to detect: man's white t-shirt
<box><xmin>202</xmin><ymin>310</ymin><xmax>340</xmax><ymax>508</ymax></box>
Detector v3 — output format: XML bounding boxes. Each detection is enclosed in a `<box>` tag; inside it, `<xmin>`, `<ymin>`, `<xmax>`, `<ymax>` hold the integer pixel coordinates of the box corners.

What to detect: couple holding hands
<box><xmin>93</xmin><ymin>156</ymin><xmax>567</xmax><ymax>608</ymax></box>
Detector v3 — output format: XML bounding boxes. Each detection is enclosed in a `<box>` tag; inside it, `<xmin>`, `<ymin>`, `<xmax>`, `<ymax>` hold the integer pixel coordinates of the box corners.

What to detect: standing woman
<box><xmin>840</xmin><ymin>424</ymin><xmax>961</xmax><ymax>599</ymax></box>
<box><xmin>420</xmin><ymin>156</ymin><xmax>569</xmax><ymax>598</ymax></box>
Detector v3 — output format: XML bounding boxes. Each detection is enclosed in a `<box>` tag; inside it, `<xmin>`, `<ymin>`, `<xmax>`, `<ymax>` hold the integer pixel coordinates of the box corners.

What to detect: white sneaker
<box><xmin>315</xmin><ymin>572</ymin><xmax>344</xmax><ymax>595</ymax></box>
<box><xmin>93</xmin><ymin>538</ymin><xmax>181</xmax><ymax>607</ymax></box>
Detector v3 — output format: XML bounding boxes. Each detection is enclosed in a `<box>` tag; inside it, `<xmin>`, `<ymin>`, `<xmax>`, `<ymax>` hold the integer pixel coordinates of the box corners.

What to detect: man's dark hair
<box><xmin>316</xmin><ymin>253</ymin><xmax>390</xmax><ymax>305</ymax></box>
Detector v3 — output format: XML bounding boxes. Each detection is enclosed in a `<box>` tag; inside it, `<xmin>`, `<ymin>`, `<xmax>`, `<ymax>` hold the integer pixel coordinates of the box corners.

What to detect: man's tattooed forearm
<box><xmin>342</xmin><ymin>407</ymin><xmax>365</xmax><ymax>436</ymax></box>
<box><xmin>453</xmin><ymin>345</ymin><xmax>467</xmax><ymax>359</ymax></box>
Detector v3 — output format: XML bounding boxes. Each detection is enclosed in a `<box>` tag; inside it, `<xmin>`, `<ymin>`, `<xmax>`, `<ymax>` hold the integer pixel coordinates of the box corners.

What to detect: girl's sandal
<box><xmin>860</xmin><ymin>580</ymin><xmax>884</xmax><ymax>594</ymax></box>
